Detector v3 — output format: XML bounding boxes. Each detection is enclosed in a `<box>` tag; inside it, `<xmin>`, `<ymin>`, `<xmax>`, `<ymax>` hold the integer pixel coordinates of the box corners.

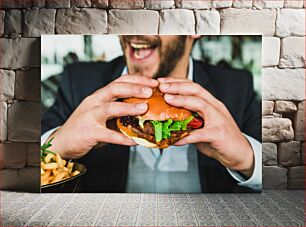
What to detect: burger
<box><xmin>117</xmin><ymin>89</ymin><xmax>203</xmax><ymax>148</ymax></box>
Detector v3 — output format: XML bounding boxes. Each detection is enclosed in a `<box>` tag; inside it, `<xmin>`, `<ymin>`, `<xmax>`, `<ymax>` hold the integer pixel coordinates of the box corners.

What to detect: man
<box><xmin>42</xmin><ymin>35</ymin><xmax>261</xmax><ymax>193</ymax></box>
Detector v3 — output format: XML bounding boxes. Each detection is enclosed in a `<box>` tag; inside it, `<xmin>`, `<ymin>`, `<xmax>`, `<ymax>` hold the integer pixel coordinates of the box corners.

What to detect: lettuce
<box><xmin>151</xmin><ymin>116</ymin><xmax>194</xmax><ymax>143</ymax></box>
<box><xmin>152</xmin><ymin>120</ymin><xmax>163</xmax><ymax>142</ymax></box>
<box><xmin>181</xmin><ymin>116</ymin><xmax>194</xmax><ymax>130</ymax></box>
<box><xmin>162</xmin><ymin>119</ymin><xmax>173</xmax><ymax>139</ymax></box>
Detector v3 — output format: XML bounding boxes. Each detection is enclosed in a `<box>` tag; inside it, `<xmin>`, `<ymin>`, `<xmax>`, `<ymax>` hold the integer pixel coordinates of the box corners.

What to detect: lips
<box><xmin>129</xmin><ymin>41</ymin><xmax>157</xmax><ymax>61</ymax></box>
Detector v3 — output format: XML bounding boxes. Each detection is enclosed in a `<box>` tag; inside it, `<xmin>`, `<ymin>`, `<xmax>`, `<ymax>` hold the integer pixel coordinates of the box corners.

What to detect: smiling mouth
<box><xmin>129</xmin><ymin>42</ymin><xmax>157</xmax><ymax>60</ymax></box>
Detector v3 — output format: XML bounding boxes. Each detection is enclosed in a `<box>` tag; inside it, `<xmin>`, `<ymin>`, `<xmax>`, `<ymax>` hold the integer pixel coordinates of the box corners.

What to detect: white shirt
<box><xmin>42</xmin><ymin>58</ymin><xmax>262</xmax><ymax>191</ymax></box>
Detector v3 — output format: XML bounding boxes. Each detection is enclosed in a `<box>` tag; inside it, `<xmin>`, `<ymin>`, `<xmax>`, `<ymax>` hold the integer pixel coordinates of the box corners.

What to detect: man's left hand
<box><xmin>158</xmin><ymin>77</ymin><xmax>254</xmax><ymax>178</ymax></box>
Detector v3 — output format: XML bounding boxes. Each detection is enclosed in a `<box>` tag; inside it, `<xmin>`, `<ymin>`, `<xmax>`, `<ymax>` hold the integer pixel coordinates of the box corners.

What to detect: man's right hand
<box><xmin>47</xmin><ymin>75</ymin><xmax>159</xmax><ymax>159</ymax></box>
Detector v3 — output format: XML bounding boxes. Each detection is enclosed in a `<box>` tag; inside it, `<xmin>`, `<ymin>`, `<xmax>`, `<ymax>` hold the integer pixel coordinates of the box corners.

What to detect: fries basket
<box><xmin>41</xmin><ymin>162</ymin><xmax>86</xmax><ymax>193</ymax></box>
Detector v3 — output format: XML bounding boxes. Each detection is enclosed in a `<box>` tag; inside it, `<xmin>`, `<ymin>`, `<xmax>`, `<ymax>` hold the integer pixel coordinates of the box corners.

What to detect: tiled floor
<box><xmin>1</xmin><ymin>190</ymin><xmax>304</xmax><ymax>226</ymax></box>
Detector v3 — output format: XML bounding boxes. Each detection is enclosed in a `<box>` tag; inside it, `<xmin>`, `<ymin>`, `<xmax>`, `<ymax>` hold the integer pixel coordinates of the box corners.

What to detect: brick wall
<box><xmin>0</xmin><ymin>0</ymin><xmax>305</xmax><ymax>192</ymax></box>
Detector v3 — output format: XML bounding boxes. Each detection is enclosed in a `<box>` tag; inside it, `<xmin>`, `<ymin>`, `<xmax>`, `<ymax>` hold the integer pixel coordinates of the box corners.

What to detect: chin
<box><xmin>128</xmin><ymin>63</ymin><xmax>159</xmax><ymax>78</ymax></box>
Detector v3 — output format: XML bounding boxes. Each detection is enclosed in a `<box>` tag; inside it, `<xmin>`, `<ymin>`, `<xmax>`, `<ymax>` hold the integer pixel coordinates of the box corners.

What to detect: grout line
<box><xmin>93</xmin><ymin>193</ymin><xmax>110</xmax><ymax>226</ymax></box>
<box><xmin>132</xmin><ymin>194</ymin><xmax>141</xmax><ymax>226</ymax></box>
<box><xmin>53</xmin><ymin>9</ymin><xmax>58</xmax><ymax>34</ymax></box>
<box><xmin>46</xmin><ymin>194</ymin><xmax>78</xmax><ymax>226</ymax></box>
<box><xmin>157</xmin><ymin>10</ymin><xmax>161</xmax><ymax>34</ymax></box>
<box><xmin>88</xmin><ymin>194</ymin><xmax>110</xmax><ymax>225</ymax></box>
<box><xmin>234</xmin><ymin>193</ymin><xmax>271</xmax><ymax>226</ymax></box>
<box><xmin>155</xmin><ymin>194</ymin><xmax>158</xmax><ymax>226</ymax></box>
<box><xmin>236</xmin><ymin>196</ymin><xmax>258</xmax><ymax>225</ymax></box>
<box><xmin>135</xmin><ymin>193</ymin><xmax>145</xmax><ymax>226</ymax></box>
<box><xmin>106</xmin><ymin>6</ymin><xmax>109</xmax><ymax>34</ymax></box>
<box><xmin>261</xmin><ymin>191</ymin><xmax>304</xmax><ymax>225</ymax></box>
<box><xmin>201</xmin><ymin>194</ymin><xmax>220</xmax><ymax>226</ymax></box>
<box><xmin>69</xmin><ymin>194</ymin><xmax>93</xmax><ymax>226</ymax></box>
<box><xmin>172</xmin><ymin>194</ymin><xmax>179</xmax><ymax>227</ymax></box>
<box><xmin>114</xmin><ymin>193</ymin><xmax>126</xmax><ymax>226</ymax></box>
<box><xmin>187</xmin><ymin>194</ymin><xmax>199</xmax><ymax>226</ymax></box>
<box><xmin>156</xmin><ymin>194</ymin><xmax>159</xmax><ymax>226</ymax></box>
<box><xmin>193</xmin><ymin>9</ymin><xmax>197</xmax><ymax>34</ymax></box>
<box><xmin>217</xmin><ymin>194</ymin><xmax>243</xmax><ymax>226</ymax></box>
<box><xmin>254</xmin><ymin>194</ymin><xmax>288</xmax><ymax>226</ymax></box>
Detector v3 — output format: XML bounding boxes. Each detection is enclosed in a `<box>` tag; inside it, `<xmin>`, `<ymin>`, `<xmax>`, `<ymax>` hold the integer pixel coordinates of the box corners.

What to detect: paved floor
<box><xmin>1</xmin><ymin>190</ymin><xmax>304</xmax><ymax>226</ymax></box>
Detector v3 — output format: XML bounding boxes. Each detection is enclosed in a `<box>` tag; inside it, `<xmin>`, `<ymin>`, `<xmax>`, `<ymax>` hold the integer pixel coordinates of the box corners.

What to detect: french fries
<box><xmin>41</xmin><ymin>137</ymin><xmax>81</xmax><ymax>186</ymax></box>
<box><xmin>40</xmin><ymin>151</ymin><xmax>81</xmax><ymax>186</ymax></box>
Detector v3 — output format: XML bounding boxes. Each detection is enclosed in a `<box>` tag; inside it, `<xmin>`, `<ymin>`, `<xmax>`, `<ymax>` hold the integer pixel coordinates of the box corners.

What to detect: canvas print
<box><xmin>40</xmin><ymin>35</ymin><xmax>262</xmax><ymax>193</ymax></box>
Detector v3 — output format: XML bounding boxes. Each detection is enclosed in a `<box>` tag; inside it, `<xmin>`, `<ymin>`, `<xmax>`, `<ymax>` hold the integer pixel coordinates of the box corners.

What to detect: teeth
<box><xmin>134</xmin><ymin>50</ymin><xmax>147</xmax><ymax>59</ymax></box>
<box><xmin>134</xmin><ymin>48</ymin><xmax>152</xmax><ymax>59</ymax></box>
<box><xmin>130</xmin><ymin>42</ymin><xmax>152</xmax><ymax>49</ymax></box>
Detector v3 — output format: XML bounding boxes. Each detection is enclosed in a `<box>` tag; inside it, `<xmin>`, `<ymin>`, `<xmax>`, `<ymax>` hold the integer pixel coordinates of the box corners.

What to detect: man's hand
<box><xmin>48</xmin><ymin>75</ymin><xmax>159</xmax><ymax>159</ymax></box>
<box><xmin>158</xmin><ymin>77</ymin><xmax>254</xmax><ymax>178</ymax></box>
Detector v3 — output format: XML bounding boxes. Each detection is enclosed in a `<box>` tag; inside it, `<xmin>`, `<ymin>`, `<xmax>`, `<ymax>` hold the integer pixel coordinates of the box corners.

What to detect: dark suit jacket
<box><xmin>42</xmin><ymin>56</ymin><xmax>261</xmax><ymax>193</ymax></box>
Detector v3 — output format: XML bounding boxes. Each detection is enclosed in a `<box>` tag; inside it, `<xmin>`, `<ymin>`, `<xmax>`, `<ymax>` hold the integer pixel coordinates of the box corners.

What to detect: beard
<box><xmin>120</xmin><ymin>36</ymin><xmax>187</xmax><ymax>78</ymax></box>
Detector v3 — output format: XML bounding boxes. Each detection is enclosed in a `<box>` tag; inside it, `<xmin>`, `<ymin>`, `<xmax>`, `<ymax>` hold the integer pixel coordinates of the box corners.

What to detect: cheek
<box><xmin>159</xmin><ymin>45</ymin><xmax>172</xmax><ymax>65</ymax></box>
<box><xmin>156</xmin><ymin>51</ymin><xmax>161</xmax><ymax>64</ymax></box>
<box><xmin>123</xmin><ymin>46</ymin><xmax>130</xmax><ymax>58</ymax></box>
<box><xmin>158</xmin><ymin>47</ymin><xmax>164</xmax><ymax>60</ymax></box>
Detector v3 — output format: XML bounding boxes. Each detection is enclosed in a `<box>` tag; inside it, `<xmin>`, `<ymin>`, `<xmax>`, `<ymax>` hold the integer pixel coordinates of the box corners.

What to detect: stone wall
<box><xmin>0</xmin><ymin>0</ymin><xmax>305</xmax><ymax>192</ymax></box>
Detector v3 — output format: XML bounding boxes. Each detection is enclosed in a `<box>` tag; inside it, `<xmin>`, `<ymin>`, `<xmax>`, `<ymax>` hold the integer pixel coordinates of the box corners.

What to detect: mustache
<box><xmin>120</xmin><ymin>35</ymin><xmax>161</xmax><ymax>46</ymax></box>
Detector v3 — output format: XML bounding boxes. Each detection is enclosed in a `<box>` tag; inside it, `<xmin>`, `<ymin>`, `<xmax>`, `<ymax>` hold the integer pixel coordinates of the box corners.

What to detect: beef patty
<box><xmin>119</xmin><ymin>116</ymin><xmax>191</xmax><ymax>146</ymax></box>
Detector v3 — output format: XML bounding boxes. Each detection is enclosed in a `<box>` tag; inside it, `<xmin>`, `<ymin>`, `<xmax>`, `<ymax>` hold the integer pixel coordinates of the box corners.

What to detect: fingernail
<box><xmin>136</xmin><ymin>103</ymin><xmax>147</xmax><ymax>110</ymax></box>
<box><xmin>165</xmin><ymin>94</ymin><xmax>174</xmax><ymax>101</ymax></box>
<box><xmin>158</xmin><ymin>78</ymin><xmax>166</xmax><ymax>83</ymax></box>
<box><xmin>142</xmin><ymin>87</ymin><xmax>152</xmax><ymax>96</ymax></box>
<box><xmin>160</xmin><ymin>83</ymin><xmax>170</xmax><ymax>90</ymax></box>
<box><xmin>152</xmin><ymin>80</ymin><xmax>159</xmax><ymax>86</ymax></box>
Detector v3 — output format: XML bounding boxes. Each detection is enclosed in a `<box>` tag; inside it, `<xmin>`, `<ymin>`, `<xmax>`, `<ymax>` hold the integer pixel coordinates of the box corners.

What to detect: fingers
<box><xmin>174</xmin><ymin>129</ymin><xmax>214</xmax><ymax>145</ymax></box>
<box><xmin>158</xmin><ymin>77</ymin><xmax>192</xmax><ymax>83</ymax></box>
<box><xmin>99</xmin><ymin>82</ymin><xmax>154</xmax><ymax>101</ymax></box>
<box><xmin>195</xmin><ymin>143</ymin><xmax>216</xmax><ymax>159</ymax></box>
<box><xmin>163</xmin><ymin>94</ymin><xmax>213</xmax><ymax>119</ymax></box>
<box><xmin>118</xmin><ymin>74</ymin><xmax>159</xmax><ymax>87</ymax></box>
<box><xmin>174</xmin><ymin>140</ymin><xmax>217</xmax><ymax>160</ymax></box>
<box><xmin>94</xmin><ymin>102</ymin><xmax>148</xmax><ymax>119</ymax></box>
<box><xmin>159</xmin><ymin>81</ymin><xmax>219</xmax><ymax>107</ymax></box>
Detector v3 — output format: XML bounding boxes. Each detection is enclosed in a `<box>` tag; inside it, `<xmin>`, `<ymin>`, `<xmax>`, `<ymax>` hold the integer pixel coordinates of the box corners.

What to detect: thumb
<box><xmin>97</xmin><ymin>129</ymin><xmax>137</xmax><ymax>146</ymax></box>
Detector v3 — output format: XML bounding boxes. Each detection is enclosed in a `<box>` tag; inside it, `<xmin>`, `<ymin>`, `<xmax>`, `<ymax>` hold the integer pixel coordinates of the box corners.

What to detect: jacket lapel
<box><xmin>193</xmin><ymin>59</ymin><xmax>211</xmax><ymax>88</ymax></box>
<box><xmin>111</xmin><ymin>56</ymin><xmax>126</xmax><ymax>81</ymax></box>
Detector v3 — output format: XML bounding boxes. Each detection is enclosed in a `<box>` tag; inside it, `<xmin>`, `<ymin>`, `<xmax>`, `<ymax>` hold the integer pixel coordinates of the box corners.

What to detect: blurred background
<box><xmin>41</xmin><ymin>35</ymin><xmax>261</xmax><ymax>113</ymax></box>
